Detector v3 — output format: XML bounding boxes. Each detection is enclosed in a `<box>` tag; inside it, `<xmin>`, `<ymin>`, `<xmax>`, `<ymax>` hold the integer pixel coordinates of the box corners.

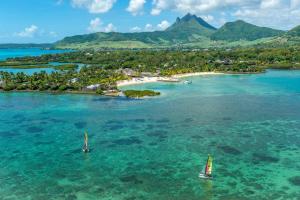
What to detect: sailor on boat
<box><xmin>199</xmin><ymin>154</ymin><xmax>213</xmax><ymax>179</ymax></box>
<box><xmin>82</xmin><ymin>131</ymin><xmax>89</xmax><ymax>153</ymax></box>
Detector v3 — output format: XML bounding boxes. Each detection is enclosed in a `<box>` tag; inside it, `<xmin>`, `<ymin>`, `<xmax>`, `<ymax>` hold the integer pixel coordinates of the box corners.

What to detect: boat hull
<box><xmin>199</xmin><ymin>173</ymin><xmax>212</xmax><ymax>179</ymax></box>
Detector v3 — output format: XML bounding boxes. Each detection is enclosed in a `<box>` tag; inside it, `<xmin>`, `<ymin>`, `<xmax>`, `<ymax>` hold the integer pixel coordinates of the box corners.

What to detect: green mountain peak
<box><xmin>211</xmin><ymin>20</ymin><xmax>284</xmax><ymax>41</ymax></box>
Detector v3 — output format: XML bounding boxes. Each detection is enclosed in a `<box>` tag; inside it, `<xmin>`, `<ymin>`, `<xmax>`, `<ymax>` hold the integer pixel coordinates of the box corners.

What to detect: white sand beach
<box><xmin>172</xmin><ymin>72</ymin><xmax>224</xmax><ymax>78</ymax></box>
<box><xmin>117</xmin><ymin>72</ymin><xmax>224</xmax><ymax>87</ymax></box>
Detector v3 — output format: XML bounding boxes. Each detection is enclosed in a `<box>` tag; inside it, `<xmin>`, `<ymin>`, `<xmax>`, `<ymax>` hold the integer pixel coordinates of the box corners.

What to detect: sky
<box><xmin>0</xmin><ymin>0</ymin><xmax>300</xmax><ymax>43</ymax></box>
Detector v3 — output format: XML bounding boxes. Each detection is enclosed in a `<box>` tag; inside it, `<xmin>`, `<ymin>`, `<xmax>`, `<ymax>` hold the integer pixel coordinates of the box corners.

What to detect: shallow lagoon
<box><xmin>0</xmin><ymin>48</ymin><xmax>73</xmax><ymax>75</ymax></box>
<box><xmin>0</xmin><ymin>70</ymin><xmax>300</xmax><ymax>199</ymax></box>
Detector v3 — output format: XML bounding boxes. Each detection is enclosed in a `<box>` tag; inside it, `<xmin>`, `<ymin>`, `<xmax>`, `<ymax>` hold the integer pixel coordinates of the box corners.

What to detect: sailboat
<box><xmin>82</xmin><ymin>131</ymin><xmax>89</xmax><ymax>153</ymax></box>
<box><xmin>199</xmin><ymin>155</ymin><xmax>213</xmax><ymax>179</ymax></box>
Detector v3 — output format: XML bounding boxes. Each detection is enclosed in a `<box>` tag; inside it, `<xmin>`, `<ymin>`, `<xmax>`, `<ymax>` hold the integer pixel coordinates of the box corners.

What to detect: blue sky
<box><xmin>0</xmin><ymin>0</ymin><xmax>299</xmax><ymax>43</ymax></box>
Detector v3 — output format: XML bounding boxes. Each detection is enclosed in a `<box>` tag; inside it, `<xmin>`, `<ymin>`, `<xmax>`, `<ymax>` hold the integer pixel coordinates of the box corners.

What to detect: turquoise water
<box><xmin>0</xmin><ymin>70</ymin><xmax>300</xmax><ymax>200</ymax></box>
<box><xmin>0</xmin><ymin>48</ymin><xmax>71</xmax><ymax>60</ymax></box>
<box><xmin>0</xmin><ymin>49</ymin><xmax>72</xmax><ymax>75</ymax></box>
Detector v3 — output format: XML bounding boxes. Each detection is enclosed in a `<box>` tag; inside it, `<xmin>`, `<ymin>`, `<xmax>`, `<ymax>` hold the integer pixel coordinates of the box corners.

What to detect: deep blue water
<box><xmin>0</xmin><ymin>70</ymin><xmax>299</xmax><ymax>199</ymax></box>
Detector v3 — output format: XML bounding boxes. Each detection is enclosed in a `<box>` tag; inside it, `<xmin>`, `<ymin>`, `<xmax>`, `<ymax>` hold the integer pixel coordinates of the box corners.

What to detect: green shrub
<box><xmin>58</xmin><ymin>85</ymin><xmax>68</xmax><ymax>91</ymax></box>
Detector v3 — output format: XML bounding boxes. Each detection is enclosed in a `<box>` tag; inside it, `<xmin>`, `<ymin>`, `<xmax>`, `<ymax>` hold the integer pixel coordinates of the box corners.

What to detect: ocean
<box><xmin>0</xmin><ymin>66</ymin><xmax>299</xmax><ymax>199</ymax></box>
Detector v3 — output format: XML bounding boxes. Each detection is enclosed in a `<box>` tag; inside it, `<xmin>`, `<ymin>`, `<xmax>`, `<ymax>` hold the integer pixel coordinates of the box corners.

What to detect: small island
<box><xmin>123</xmin><ymin>90</ymin><xmax>160</xmax><ymax>98</ymax></box>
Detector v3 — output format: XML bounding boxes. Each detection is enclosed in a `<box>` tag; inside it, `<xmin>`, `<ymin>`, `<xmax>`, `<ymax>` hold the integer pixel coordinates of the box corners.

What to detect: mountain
<box><xmin>211</xmin><ymin>20</ymin><xmax>284</xmax><ymax>41</ymax></box>
<box><xmin>55</xmin><ymin>14</ymin><xmax>297</xmax><ymax>49</ymax></box>
<box><xmin>166</xmin><ymin>13</ymin><xmax>216</xmax><ymax>37</ymax></box>
<box><xmin>55</xmin><ymin>13</ymin><xmax>217</xmax><ymax>49</ymax></box>
<box><xmin>287</xmin><ymin>25</ymin><xmax>300</xmax><ymax>36</ymax></box>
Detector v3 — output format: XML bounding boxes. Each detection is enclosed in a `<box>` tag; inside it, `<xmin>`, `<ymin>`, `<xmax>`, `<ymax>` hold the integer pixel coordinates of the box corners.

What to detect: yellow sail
<box><xmin>205</xmin><ymin>155</ymin><xmax>213</xmax><ymax>176</ymax></box>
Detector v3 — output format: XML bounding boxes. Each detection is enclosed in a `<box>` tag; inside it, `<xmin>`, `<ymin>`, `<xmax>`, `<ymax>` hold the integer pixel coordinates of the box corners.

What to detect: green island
<box><xmin>0</xmin><ymin>47</ymin><xmax>300</xmax><ymax>97</ymax></box>
<box><xmin>123</xmin><ymin>90</ymin><xmax>161</xmax><ymax>98</ymax></box>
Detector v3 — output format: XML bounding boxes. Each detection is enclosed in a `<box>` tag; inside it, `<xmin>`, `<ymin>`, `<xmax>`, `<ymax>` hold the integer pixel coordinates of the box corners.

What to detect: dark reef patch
<box><xmin>206</xmin><ymin>129</ymin><xmax>217</xmax><ymax>135</ymax></box>
<box><xmin>12</xmin><ymin>114</ymin><xmax>25</xmax><ymax>119</ymax></box>
<box><xmin>288</xmin><ymin>176</ymin><xmax>300</xmax><ymax>186</ymax></box>
<box><xmin>26</xmin><ymin>126</ymin><xmax>43</xmax><ymax>133</ymax></box>
<box><xmin>147</xmin><ymin>130</ymin><xmax>168</xmax><ymax>138</ymax></box>
<box><xmin>133</xmin><ymin>119</ymin><xmax>146</xmax><ymax>123</ymax></box>
<box><xmin>49</xmin><ymin>118</ymin><xmax>65</xmax><ymax>123</ymax></box>
<box><xmin>149</xmin><ymin>142</ymin><xmax>157</xmax><ymax>146</ymax></box>
<box><xmin>74</xmin><ymin>122</ymin><xmax>87</xmax><ymax>129</ymax></box>
<box><xmin>108</xmin><ymin>124</ymin><xmax>125</xmax><ymax>131</ymax></box>
<box><xmin>156</xmin><ymin>118</ymin><xmax>170</xmax><ymax>123</ymax></box>
<box><xmin>106</xmin><ymin>120</ymin><xmax>123</xmax><ymax>125</ymax></box>
<box><xmin>191</xmin><ymin>135</ymin><xmax>203</xmax><ymax>139</ymax></box>
<box><xmin>252</xmin><ymin>153</ymin><xmax>279</xmax><ymax>164</ymax></box>
<box><xmin>65</xmin><ymin>194</ymin><xmax>77</xmax><ymax>200</ymax></box>
<box><xmin>183</xmin><ymin>118</ymin><xmax>194</xmax><ymax>123</ymax></box>
<box><xmin>0</xmin><ymin>131</ymin><xmax>20</xmax><ymax>138</ymax></box>
<box><xmin>112</xmin><ymin>136</ymin><xmax>142</xmax><ymax>145</ymax></box>
<box><xmin>119</xmin><ymin>175</ymin><xmax>143</xmax><ymax>184</ymax></box>
<box><xmin>34</xmin><ymin>141</ymin><xmax>54</xmax><ymax>146</ymax></box>
<box><xmin>218</xmin><ymin>145</ymin><xmax>242</xmax><ymax>155</ymax></box>
<box><xmin>146</xmin><ymin>124</ymin><xmax>155</xmax><ymax>129</ymax></box>
<box><xmin>222</xmin><ymin>117</ymin><xmax>232</xmax><ymax>121</ymax></box>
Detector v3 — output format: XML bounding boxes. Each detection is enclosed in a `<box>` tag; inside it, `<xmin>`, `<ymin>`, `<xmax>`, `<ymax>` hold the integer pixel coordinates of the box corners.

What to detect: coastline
<box><xmin>117</xmin><ymin>72</ymin><xmax>224</xmax><ymax>87</ymax></box>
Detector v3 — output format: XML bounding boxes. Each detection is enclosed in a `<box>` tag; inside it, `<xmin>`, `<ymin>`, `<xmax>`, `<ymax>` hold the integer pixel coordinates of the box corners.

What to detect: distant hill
<box><xmin>55</xmin><ymin>14</ymin><xmax>298</xmax><ymax>49</ymax></box>
<box><xmin>287</xmin><ymin>25</ymin><xmax>300</xmax><ymax>36</ymax></box>
<box><xmin>211</xmin><ymin>20</ymin><xmax>284</xmax><ymax>41</ymax></box>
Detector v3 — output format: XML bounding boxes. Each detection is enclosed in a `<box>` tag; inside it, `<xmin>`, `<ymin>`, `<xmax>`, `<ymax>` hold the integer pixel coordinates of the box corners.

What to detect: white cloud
<box><xmin>150</xmin><ymin>0</ymin><xmax>300</xmax><ymax>30</ymax></box>
<box><xmin>157</xmin><ymin>20</ymin><xmax>170</xmax><ymax>30</ymax></box>
<box><xmin>127</xmin><ymin>0</ymin><xmax>146</xmax><ymax>15</ymax></box>
<box><xmin>87</xmin><ymin>18</ymin><xmax>116</xmax><ymax>33</ymax></box>
<box><xmin>16</xmin><ymin>25</ymin><xmax>38</xmax><ymax>37</ymax></box>
<box><xmin>151</xmin><ymin>0</ymin><xmax>244</xmax><ymax>16</ymax></box>
<box><xmin>104</xmin><ymin>23</ymin><xmax>117</xmax><ymax>32</ymax></box>
<box><xmin>88</xmin><ymin>17</ymin><xmax>102</xmax><ymax>32</ymax></box>
<box><xmin>201</xmin><ymin>15</ymin><xmax>214</xmax><ymax>23</ymax></box>
<box><xmin>142</xmin><ymin>20</ymin><xmax>171</xmax><ymax>32</ymax></box>
<box><xmin>130</xmin><ymin>26</ymin><xmax>142</xmax><ymax>32</ymax></box>
<box><xmin>144</xmin><ymin>24</ymin><xmax>154</xmax><ymax>31</ymax></box>
<box><xmin>72</xmin><ymin>0</ymin><xmax>116</xmax><ymax>13</ymax></box>
<box><xmin>260</xmin><ymin>0</ymin><xmax>281</xmax><ymax>9</ymax></box>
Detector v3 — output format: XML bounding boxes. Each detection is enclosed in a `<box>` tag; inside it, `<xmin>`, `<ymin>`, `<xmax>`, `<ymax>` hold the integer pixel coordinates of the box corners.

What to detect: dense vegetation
<box><xmin>0</xmin><ymin>66</ymin><xmax>125</xmax><ymax>94</ymax></box>
<box><xmin>123</xmin><ymin>90</ymin><xmax>160</xmax><ymax>98</ymax></box>
<box><xmin>1</xmin><ymin>47</ymin><xmax>300</xmax><ymax>95</ymax></box>
<box><xmin>211</xmin><ymin>20</ymin><xmax>284</xmax><ymax>41</ymax></box>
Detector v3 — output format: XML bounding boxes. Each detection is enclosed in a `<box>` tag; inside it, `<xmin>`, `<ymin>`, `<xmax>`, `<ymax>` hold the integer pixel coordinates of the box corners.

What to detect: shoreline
<box><xmin>117</xmin><ymin>72</ymin><xmax>224</xmax><ymax>87</ymax></box>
